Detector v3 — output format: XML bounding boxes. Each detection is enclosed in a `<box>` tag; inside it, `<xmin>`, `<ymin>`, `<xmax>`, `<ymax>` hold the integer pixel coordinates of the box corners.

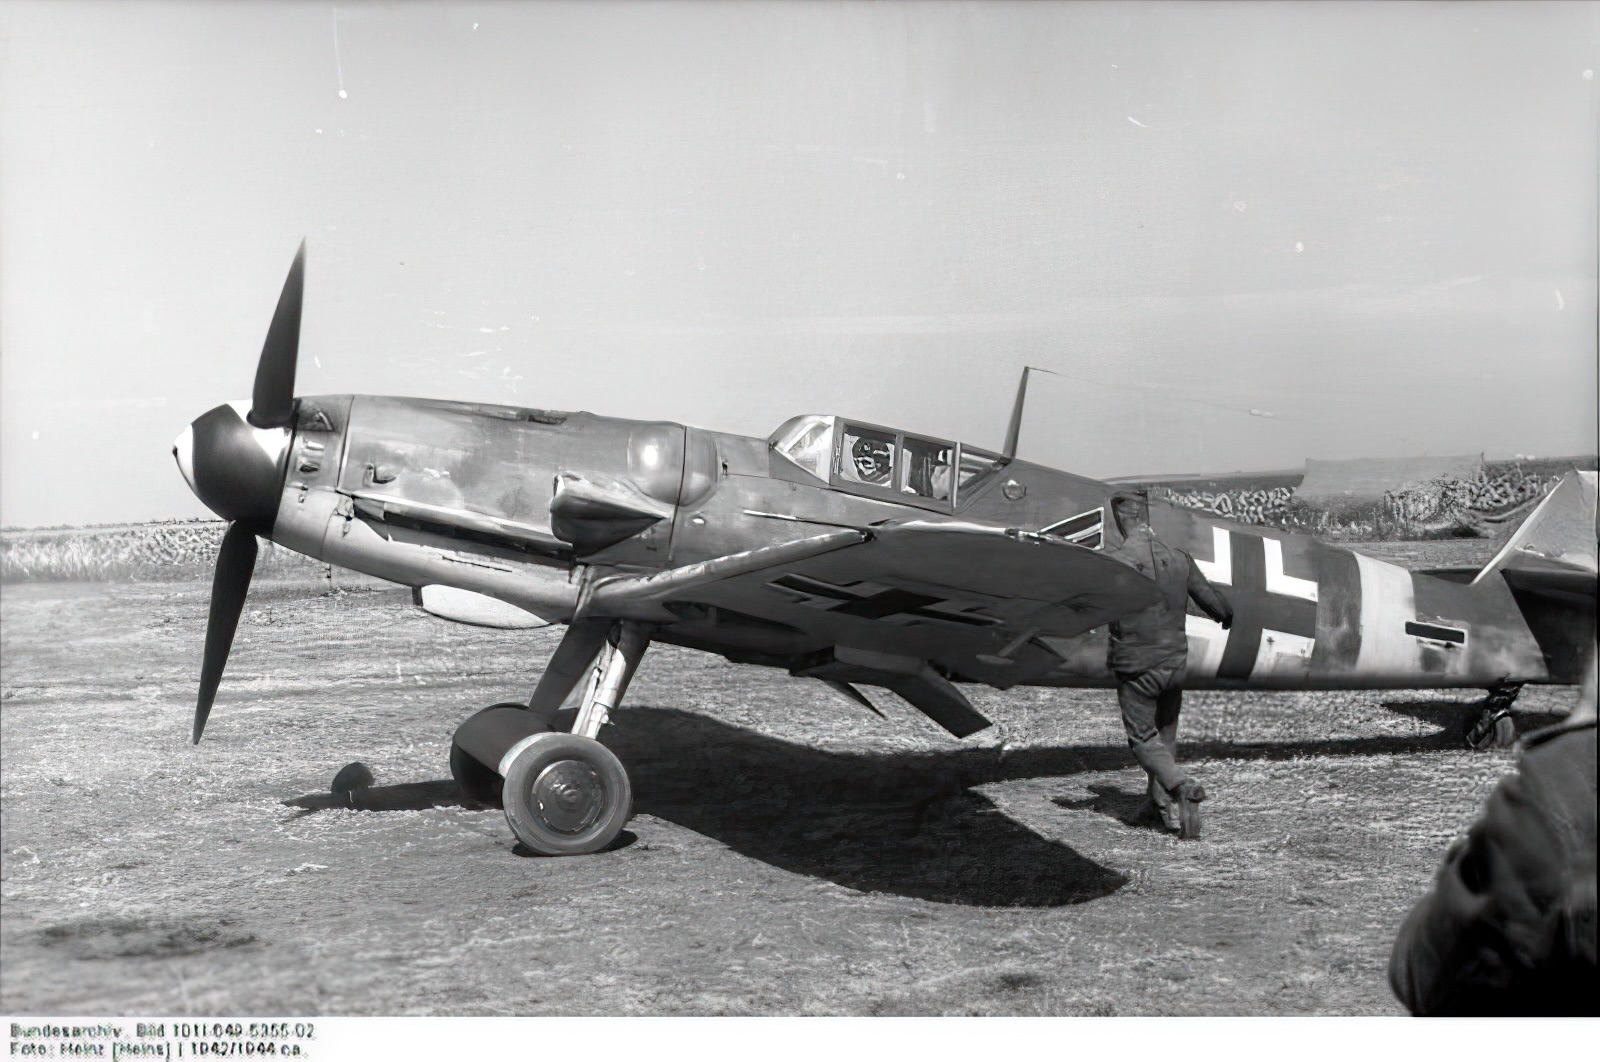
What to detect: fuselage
<box><xmin>237</xmin><ymin>394</ymin><xmax>1569</xmax><ymax>694</ymax></box>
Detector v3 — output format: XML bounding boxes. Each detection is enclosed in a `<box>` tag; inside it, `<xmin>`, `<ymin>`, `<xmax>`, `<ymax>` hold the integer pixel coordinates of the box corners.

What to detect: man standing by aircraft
<box><xmin>1103</xmin><ymin>491</ymin><xmax>1234</xmax><ymax>839</ymax></box>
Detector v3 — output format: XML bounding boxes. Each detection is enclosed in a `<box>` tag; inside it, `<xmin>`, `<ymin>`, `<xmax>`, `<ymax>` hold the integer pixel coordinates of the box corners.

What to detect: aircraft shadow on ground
<box><xmin>282</xmin><ymin>779</ymin><xmax>464</xmax><ymax>814</ymax></box>
<box><xmin>281</xmin><ymin>702</ymin><xmax>1512</xmax><ymax>908</ymax></box>
<box><xmin>606</xmin><ymin>709</ymin><xmax>1127</xmax><ymax>908</ymax></box>
<box><xmin>597</xmin><ymin>706</ymin><xmax>1505</xmax><ymax>907</ymax></box>
<box><xmin>1380</xmin><ymin>696</ymin><xmax>1567</xmax><ymax>738</ymax></box>
<box><xmin>1053</xmin><ymin>784</ymin><xmax>1166</xmax><ymax>831</ymax></box>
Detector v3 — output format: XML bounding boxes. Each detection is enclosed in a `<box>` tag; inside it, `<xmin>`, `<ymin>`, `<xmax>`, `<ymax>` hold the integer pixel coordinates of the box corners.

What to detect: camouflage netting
<box><xmin>0</xmin><ymin>520</ymin><xmax>326</xmax><ymax>582</ymax></box>
<box><xmin>1380</xmin><ymin>467</ymin><xmax>1563</xmax><ymax>537</ymax></box>
<box><xmin>1158</xmin><ymin>485</ymin><xmax>1296</xmax><ymax>527</ymax></box>
<box><xmin>1157</xmin><ymin>465</ymin><xmax>1571</xmax><ymax>539</ymax></box>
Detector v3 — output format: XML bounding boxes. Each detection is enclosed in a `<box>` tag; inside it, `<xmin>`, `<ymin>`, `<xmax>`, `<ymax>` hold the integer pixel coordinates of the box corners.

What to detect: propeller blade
<box><xmin>194</xmin><ymin>522</ymin><xmax>258</xmax><ymax>743</ymax></box>
<box><xmin>247</xmin><ymin>240</ymin><xmax>305</xmax><ymax>429</ymax></box>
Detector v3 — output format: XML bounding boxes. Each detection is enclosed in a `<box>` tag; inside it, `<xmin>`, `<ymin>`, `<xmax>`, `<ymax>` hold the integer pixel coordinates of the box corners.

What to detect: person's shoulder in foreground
<box><xmin>1389</xmin><ymin>682</ymin><xmax>1597</xmax><ymax>1016</ymax></box>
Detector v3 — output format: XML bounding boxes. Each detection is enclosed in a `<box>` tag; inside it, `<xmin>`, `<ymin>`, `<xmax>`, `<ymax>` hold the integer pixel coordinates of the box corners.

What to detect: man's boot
<box><xmin>1171</xmin><ymin>779</ymin><xmax>1206</xmax><ymax>840</ymax></box>
<box><xmin>1145</xmin><ymin>775</ymin><xmax>1179</xmax><ymax>831</ymax></box>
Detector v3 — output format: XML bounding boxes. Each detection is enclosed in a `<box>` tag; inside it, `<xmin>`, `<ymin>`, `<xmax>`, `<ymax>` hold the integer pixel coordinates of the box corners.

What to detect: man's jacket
<box><xmin>1103</xmin><ymin>525</ymin><xmax>1233</xmax><ymax>674</ymax></box>
<box><xmin>1389</xmin><ymin>718</ymin><xmax>1597</xmax><ymax>1016</ymax></box>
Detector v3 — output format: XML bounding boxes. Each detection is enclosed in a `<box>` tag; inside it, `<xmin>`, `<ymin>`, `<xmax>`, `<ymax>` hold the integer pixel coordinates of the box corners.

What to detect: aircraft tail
<box><xmin>1466</xmin><ymin>471</ymin><xmax>1596</xmax><ymax>685</ymax></box>
<box><xmin>1472</xmin><ymin>470</ymin><xmax>1596</xmax><ymax>594</ymax></box>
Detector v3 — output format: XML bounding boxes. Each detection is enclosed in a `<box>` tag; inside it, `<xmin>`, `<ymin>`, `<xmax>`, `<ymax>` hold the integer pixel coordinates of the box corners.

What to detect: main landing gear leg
<box><xmin>1465</xmin><ymin>682</ymin><xmax>1522</xmax><ymax>750</ymax></box>
<box><xmin>449</xmin><ymin>621</ymin><xmax>649</xmax><ymax>855</ymax></box>
<box><xmin>571</xmin><ymin>621</ymin><xmax>649</xmax><ymax>739</ymax></box>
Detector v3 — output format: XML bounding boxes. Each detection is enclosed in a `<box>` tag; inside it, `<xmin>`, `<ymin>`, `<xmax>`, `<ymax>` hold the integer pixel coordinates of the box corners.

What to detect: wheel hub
<box><xmin>531</xmin><ymin>759</ymin><xmax>605</xmax><ymax>834</ymax></box>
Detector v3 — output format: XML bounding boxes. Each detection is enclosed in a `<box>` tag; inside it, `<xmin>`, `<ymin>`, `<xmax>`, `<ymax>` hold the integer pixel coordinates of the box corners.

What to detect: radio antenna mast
<box><xmin>1002</xmin><ymin>365</ymin><xmax>1059</xmax><ymax>460</ymax></box>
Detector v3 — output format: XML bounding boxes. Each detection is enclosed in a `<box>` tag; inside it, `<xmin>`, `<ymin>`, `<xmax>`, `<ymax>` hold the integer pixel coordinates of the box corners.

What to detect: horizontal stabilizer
<box><xmin>1499</xmin><ymin>560</ymin><xmax>1597</xmax><ymax>606</ymax></box>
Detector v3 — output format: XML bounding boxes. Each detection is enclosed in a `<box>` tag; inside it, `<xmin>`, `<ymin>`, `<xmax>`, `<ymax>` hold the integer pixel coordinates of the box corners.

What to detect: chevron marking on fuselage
<box><xmin>1193</xmin><ymin>525</ymin><xmax>1232</xmax><ymax>585</ymax></box>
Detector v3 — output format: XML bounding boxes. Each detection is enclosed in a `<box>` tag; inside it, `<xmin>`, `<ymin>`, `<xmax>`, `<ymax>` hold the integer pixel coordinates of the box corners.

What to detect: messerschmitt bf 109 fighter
<box><xmin>175</xmin><ymin>246</ymin><xmax>1598</xmax><ymax>856</ymax></box>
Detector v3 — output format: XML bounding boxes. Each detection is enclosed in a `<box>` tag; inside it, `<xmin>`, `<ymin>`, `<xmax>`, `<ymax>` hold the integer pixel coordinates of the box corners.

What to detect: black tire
<box><xmin>450</xmin><ymin>739</ymin><xmax>504</xmax><ymax>808</ymax></box>
<box><xmin>449</xmin><ymin>701</ymin><xmax>549</xmax><ymax>807</ymax></box>
<box><xmin>501</xmin><ymin>733</ymin><xmax>632</xmax><ymax>856</ymax></box>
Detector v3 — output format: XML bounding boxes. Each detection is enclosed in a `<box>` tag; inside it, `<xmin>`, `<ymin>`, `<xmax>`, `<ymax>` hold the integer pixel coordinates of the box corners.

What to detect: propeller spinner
<box><xmin>172</xmin><ymin>241</ymin><xmax>305</xmax><ymax>742</ymax></box>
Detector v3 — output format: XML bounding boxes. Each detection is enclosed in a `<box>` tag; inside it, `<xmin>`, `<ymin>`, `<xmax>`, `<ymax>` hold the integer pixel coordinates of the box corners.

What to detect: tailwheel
<box><xmin>501</xmin><ymin>732</ymin><xmax>632</xmax><ymax>856</ymax></box>
<box><xmin>1465</xmin><ymin>710</ymin><xmax>1517</xmax><ymax>750</ymax></box>
<box><xmin>1465</xmin><ymin>683</ymin><xmax>1522</xmax><ymax>750</ymax></box>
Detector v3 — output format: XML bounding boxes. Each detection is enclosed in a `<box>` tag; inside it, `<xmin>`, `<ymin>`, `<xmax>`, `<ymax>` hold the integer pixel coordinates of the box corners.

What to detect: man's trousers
<box><xmin>1115</xmin><ymin>660</ymin><xmax>1188</xmax><ymax>793</ymax></box>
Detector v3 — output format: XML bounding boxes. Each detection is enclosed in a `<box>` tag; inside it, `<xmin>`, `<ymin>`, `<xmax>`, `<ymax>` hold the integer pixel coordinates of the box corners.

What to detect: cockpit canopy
<box><xmin>767</xmin><ymin>415</ymin><xmax>1004</xmax><ymax>509</ymax></box>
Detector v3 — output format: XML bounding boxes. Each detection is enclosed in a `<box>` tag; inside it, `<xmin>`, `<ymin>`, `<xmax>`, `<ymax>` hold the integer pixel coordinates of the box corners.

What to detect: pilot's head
<box><xmin>1110</xmin><ymin>490</ymin><xmax>1150</xmax><ymax>535</ymax></box>
<box><xmin>852</xmin><ymin>437</ymin><xmax>892</xmax><ymax>484</ymax></box>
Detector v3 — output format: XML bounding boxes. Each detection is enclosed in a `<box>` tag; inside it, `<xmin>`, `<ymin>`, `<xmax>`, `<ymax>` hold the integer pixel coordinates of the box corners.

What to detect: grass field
<box><xmin>1</xmin><ymin>537</ymin><xmax>1580</xmax><ymax>1015</ymax></box>
<box><xmin>0</xmin><ymin>521</ymin><xmax>322</xmax><ymax>583</ymax></box>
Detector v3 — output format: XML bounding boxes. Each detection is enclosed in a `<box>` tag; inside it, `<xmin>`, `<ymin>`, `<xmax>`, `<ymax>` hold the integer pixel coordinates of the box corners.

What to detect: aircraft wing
<box><xmin>585</xmin><ymin>518</ymin><xmax>1161</xmax><ymax>684</ymax></box>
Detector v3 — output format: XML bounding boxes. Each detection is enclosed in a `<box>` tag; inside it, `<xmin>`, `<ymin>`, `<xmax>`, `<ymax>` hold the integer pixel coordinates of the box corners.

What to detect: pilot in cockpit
<box><xmin>849</xmin><ymin>436</ymin><xmax>894</xmax><ymax>485</ymax></box>
<box><xmin>901</xmin><ymin>440</ymin><xmax>953</xmax><ymax>501</ymax></box>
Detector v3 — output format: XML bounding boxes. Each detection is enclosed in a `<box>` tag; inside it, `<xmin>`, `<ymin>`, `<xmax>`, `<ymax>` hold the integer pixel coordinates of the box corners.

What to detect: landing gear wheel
<box><xmin>449</xmin><ymin>701</ymin><xmax>538</xmax><ymax>808</ymax></box>
<box><xmin>501</xmin><ymin>732</ymin><xmax>631</xmax><ymax>856</ymax></box>
<box><xmin>450</xmin><ymin>740</ymin><xmax>504</xmax><ymax>807</ymax></box>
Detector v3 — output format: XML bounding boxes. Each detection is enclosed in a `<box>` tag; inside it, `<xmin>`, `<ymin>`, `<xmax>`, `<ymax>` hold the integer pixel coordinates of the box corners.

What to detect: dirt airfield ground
<box><xmin>1</xmin><ymin>539</ymin><xmax>1579</xmax><ymax>1016</ymax></box>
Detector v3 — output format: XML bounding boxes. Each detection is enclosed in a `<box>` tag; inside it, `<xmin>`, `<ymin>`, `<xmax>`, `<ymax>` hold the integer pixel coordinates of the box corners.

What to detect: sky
<box><xmin>1</xmin><ymin>0</ymin><xmax>1596</xmax><ymax>527</ymax></box>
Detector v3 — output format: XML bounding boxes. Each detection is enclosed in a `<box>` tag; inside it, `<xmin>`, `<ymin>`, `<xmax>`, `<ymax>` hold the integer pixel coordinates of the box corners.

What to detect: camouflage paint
<box><xmin>273</xmin><ymin>398</ymin><xmax>1578</xmax><ymax>699</ymax></box>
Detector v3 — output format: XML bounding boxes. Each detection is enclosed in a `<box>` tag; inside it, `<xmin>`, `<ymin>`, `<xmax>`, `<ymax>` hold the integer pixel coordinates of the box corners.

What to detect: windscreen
<box><xmin>769</xmin><ymin>415</ymin><xmax>835</xmax><ymax>481</ymax></box>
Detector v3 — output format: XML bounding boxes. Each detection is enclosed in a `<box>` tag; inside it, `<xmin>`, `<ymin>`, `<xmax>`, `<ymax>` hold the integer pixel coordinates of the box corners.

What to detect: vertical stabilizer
<box><xmin>1474</xmin><ymin>471</ymin><xmax>1597</xmax><ymax>585</ymax></box>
